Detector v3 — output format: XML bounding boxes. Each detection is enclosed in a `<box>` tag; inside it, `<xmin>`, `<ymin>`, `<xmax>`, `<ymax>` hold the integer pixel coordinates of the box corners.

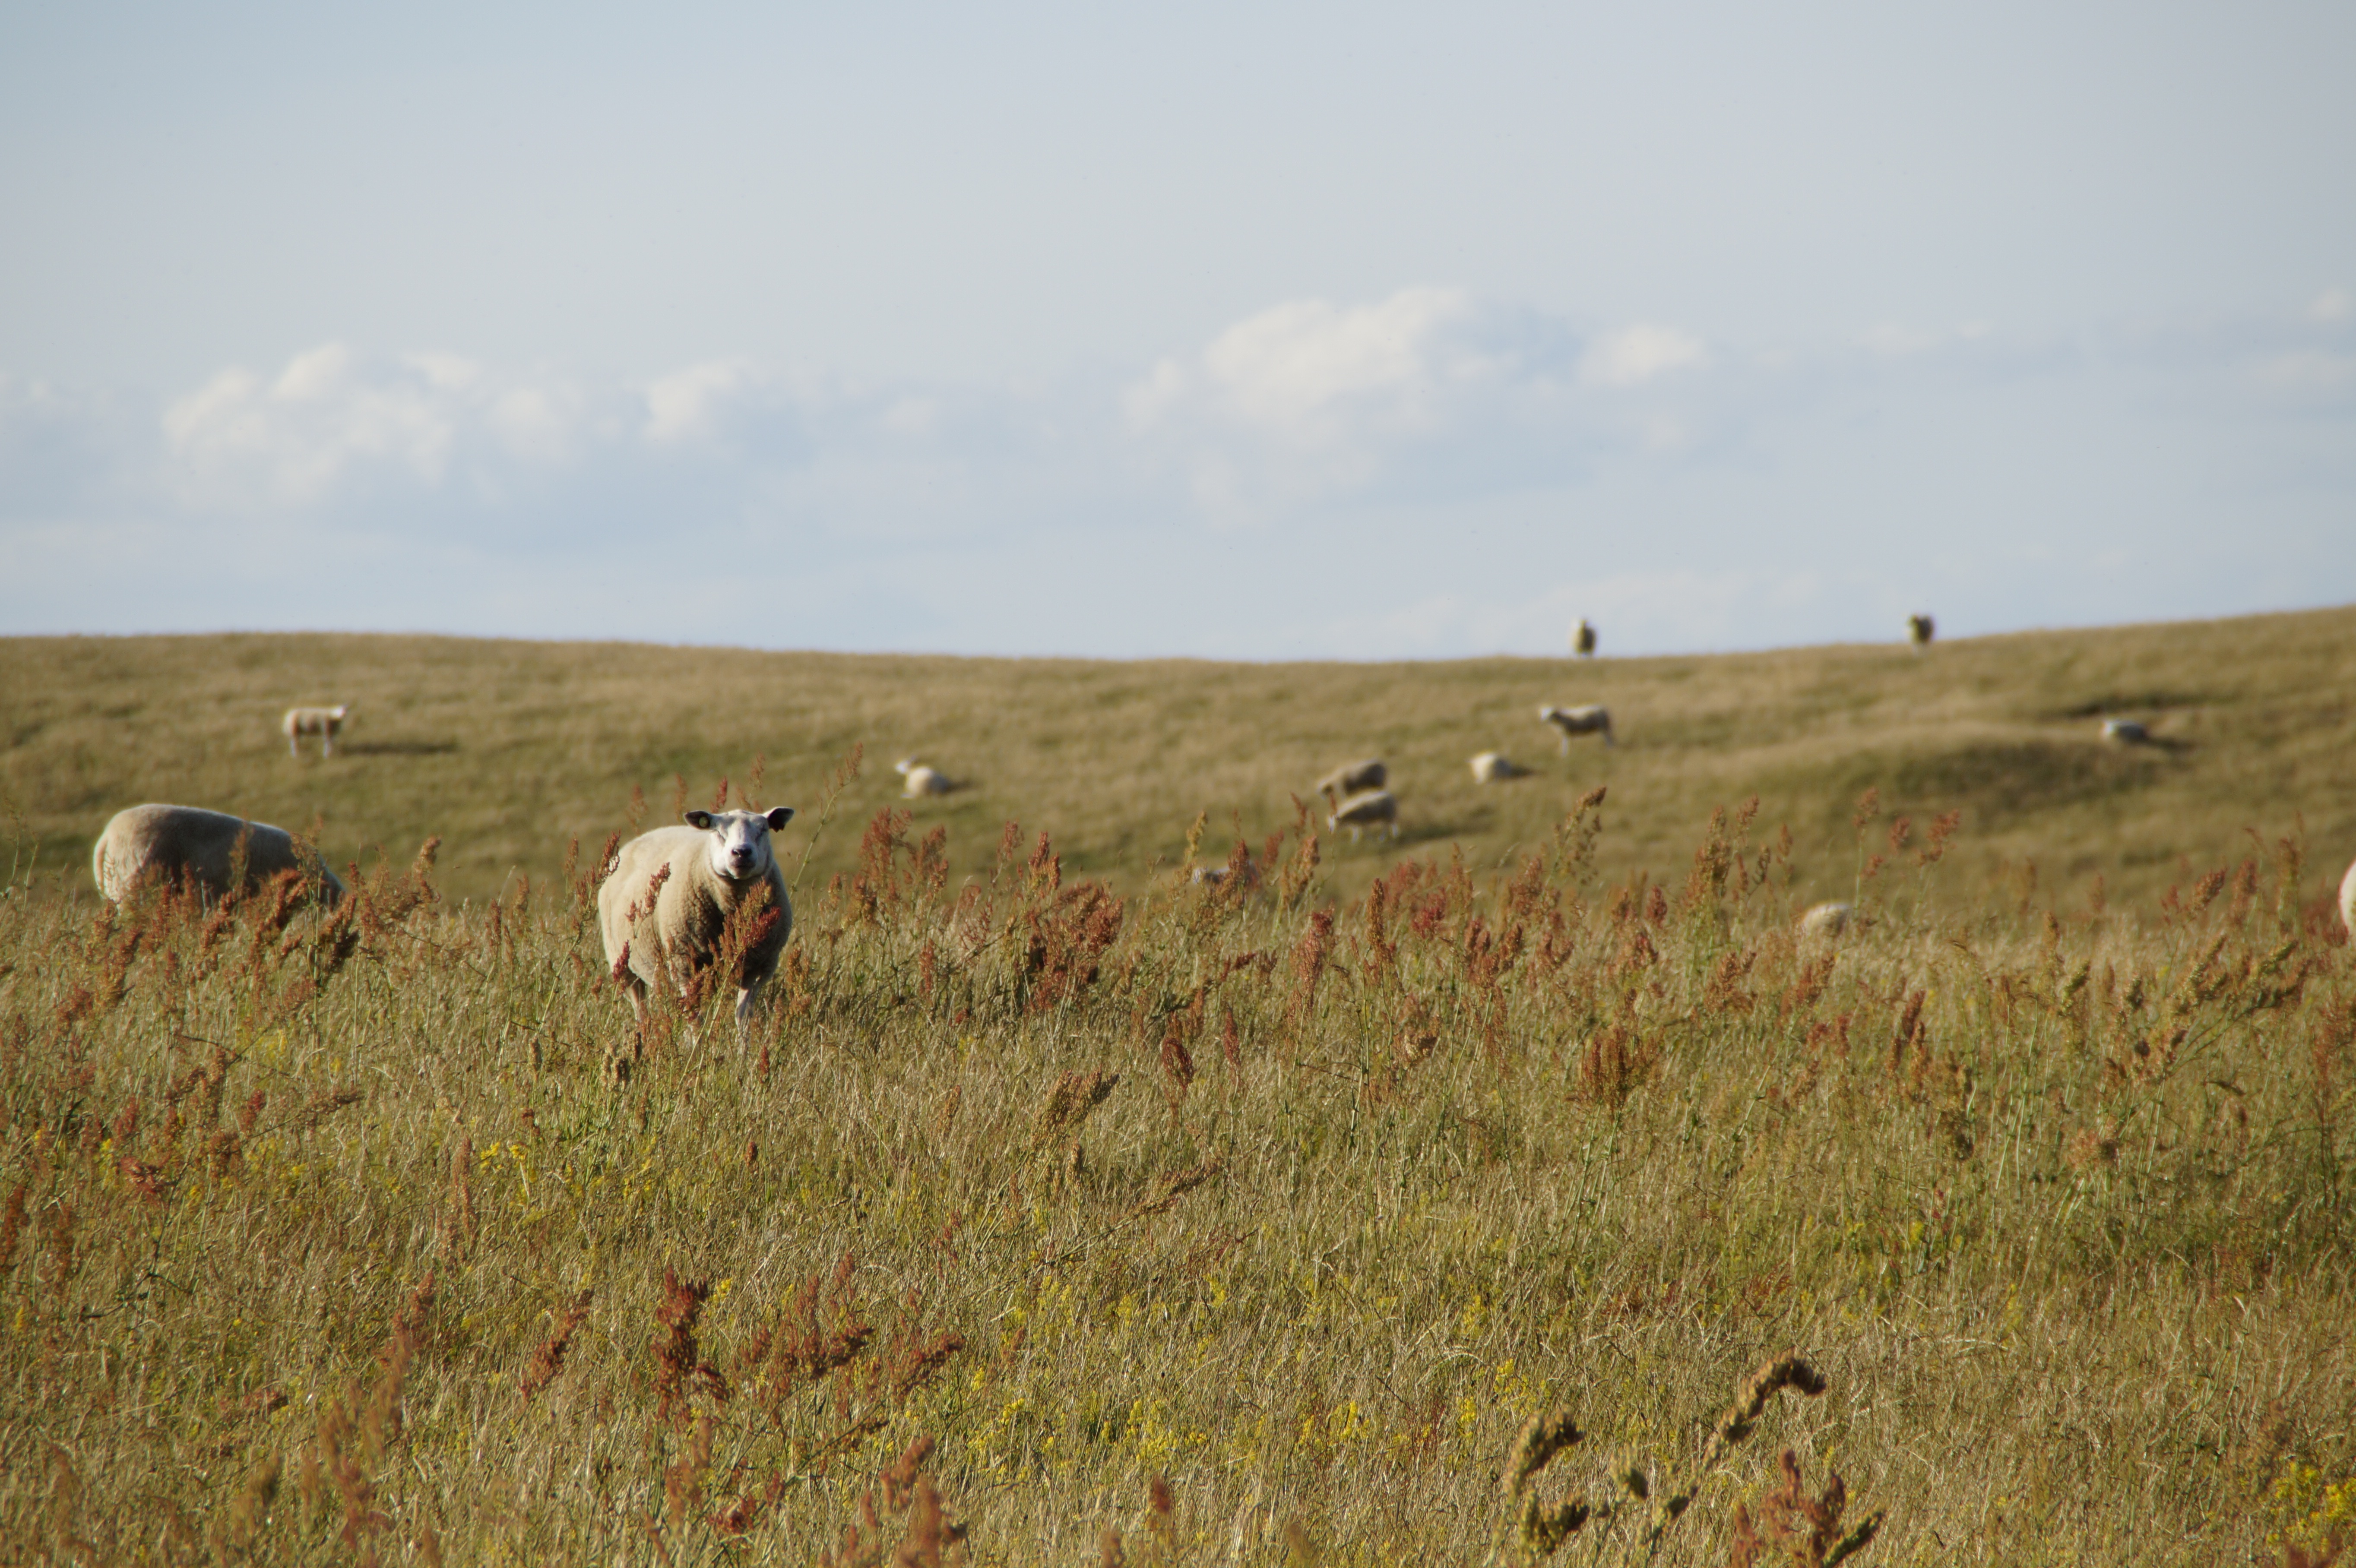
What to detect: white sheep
<box><xmin>598</xmin><ymin>807</ymin><xmax>796</xmax><ymax>1031</ymax></box>
<box><xmin>282</xmin><ymin>704</ymin><xmax>353</xmax><ymax>757</ymax></box>
<box><xmin>1538</xmin><ymin>704</ymin><xmax>1615</xmax><ymax>753</ymax></box>
<box><xmin>92</xmin><ymin>803</ymin><xmax>344</xmax><ymax>905</ymax></box>
<box><xmin>1798</xmin><ymin>901</ymin><xmax>1852</xmax><ymax>939</ymax></box>
<box><xmin>894</xmin><ymin>759</ymin><xmax>955</xmax><ymax>798</ymax></box>
<box><xmin>2100</xmin><ymin>718</ymin><xmax>2149</xmax><ymax>745</ymax></box>
<box><xmin>1316</xmin><ymin>759</ymin><xmax>1387</xmax><ymax>797</ymax></box>
<box><xmin>1572</xmin><ymin>619</ymin><xmax>1597</xmax><ymax>657</ymax></box>
<box><xmin>1325</xmin><ymin>788</ymin><xmax>1399</xmax><ymax>842</ymax></box>
<box><xmin>1906</xmin><ymin>614</ymin><xmax>1935</xmax><ymax>650</ymax></box>
<box><xmin>1469</xmin><ymin>752</ymin><xmax>1527</xmax><ymax>783</ymax></box>
<box><xmin>2340</xmin><ymin>857</ymin><xmax>2356</xmax><ymax>942</ymax></box>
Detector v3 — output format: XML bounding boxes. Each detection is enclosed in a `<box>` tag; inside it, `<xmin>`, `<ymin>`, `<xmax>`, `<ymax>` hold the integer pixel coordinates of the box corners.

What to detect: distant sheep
<box><xmin>1469</xmin><ymin>752</ymin><xmax>1527</xmax><ymax>783</ymax></box>
<box><xmin>282</xmin><ymin>704</ymin><xmax>354</xmax><ymax>757</ymax></box>
<box><xmin>1798</xmin><ymin>901</ymin><xmax>1852</xmax><ymax>939</ymax></box>
<box><xmin>894</xmin><ymin>759</ymin><xmax>955</xmax><ymax>798</ymax></box>
<box><xmin>1538</xmin><ymin>704</ymin><xmax>1615</xmax><ymax>753</ymax></box>
<box><xmin>1316</xmin><ymin>759</ymin><xmax>1387</xmax><ymax>797</ymax></box>
<box><xmin>1572</xmin><ymin>619</ymin><xmax>1598</xmax><ymax>657</ymax></box>
<box><xmin>1906</xmin><ymin>615</ymin><xmax>1935</xmax><ymax>650</ymax></box>
<box><xmin>1325</xmin><ymin>788</ymin><xmax>1399</xmax><ymax>842</ymax></box>
<box><xmin>2340</xmin><ymin>857</ymin><xmax>2356</xmax><ymax>941</ymax></box>
<box><xmin>598</xmin><ymin>807</ymin><xmax>796</xmax><ymax>1031</ymax></box>
<box><xmin>2100</xmin><ymin>718</ymin><xmax>2149</xmax><ymax>745</ymax></box>
<box><xmin>92</xmin><ymin>803</ymin><xmax>344</xmax><ymax>906</ymax></box>
<box><xmin>1190</xmin><ymin>862</ymin><xmax>1261</xmax><ymax>890</ymax></box>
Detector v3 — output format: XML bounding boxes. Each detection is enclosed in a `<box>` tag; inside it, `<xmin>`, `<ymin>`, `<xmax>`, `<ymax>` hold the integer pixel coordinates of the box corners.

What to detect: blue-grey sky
<box><xmin>3</xmin><ymin>0</ymin><xmax>2350</xmax><ymax>657</ymax></box>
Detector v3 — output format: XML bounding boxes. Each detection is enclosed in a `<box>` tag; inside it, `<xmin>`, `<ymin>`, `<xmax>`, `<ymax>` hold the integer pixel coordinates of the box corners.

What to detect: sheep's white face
<box><xmin>683</xmin><ymin>807</ymin><xmax>796</xmax><ymax>883</ymax></box>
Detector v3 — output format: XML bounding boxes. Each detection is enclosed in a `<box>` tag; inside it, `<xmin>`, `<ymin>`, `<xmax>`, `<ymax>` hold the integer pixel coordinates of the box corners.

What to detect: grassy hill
<box><xmin>4</xmin><ymin>607</ymin><xmax>2353</xmax><ymax>910</ymax></box>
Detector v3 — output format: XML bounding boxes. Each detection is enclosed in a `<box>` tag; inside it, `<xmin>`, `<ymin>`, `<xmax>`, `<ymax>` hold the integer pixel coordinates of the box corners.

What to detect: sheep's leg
<box><xmin>322</xmin><ymin>734</ymin><xmax>333</xmax><ymax>758</ymax></box>
<box><xmin>732</xmin><ymin>984</ymin><xmax>757</xmax><ymax>1036</ymax></box>
<box><xmin>288</xmin><ymin>734</ymin><xmax>299</xmax><ymax>758</ymax></box>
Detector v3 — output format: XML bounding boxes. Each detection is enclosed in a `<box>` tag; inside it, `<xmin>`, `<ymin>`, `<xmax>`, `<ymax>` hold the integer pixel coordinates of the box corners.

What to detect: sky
<box><xmin>2</xmin><ymin>0</ymin><xmax>2351</xmax><ymax>660</ymax></box>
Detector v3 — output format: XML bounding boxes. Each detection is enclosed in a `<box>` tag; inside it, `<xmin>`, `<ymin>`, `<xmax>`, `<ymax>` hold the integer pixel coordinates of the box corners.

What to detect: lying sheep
<box><xmin>1325</xmin><ymin>788</ymin><xmax>1399</xmax><ymax>842</ymax></box>
<box><xmin>1538</xmin><ymin>704</ymin><xmax>1615</xmax><ymax>753</ymax></box>
<box><xmin>1798</xmin><ymin>901</ymin><xmax>1852</xmax><ymax>939</ymax></box>
<box><xmin>2101</xmin><ymin>718</ymin><xmax>2149</xmax><ymax>745</ymax></box>
<box><xmin>1190</xmin><ymin>862</ymin><xmax>1261</xmax><ymax>890</ymax></box>
<box><xmin>282</xmin><ymin>704</ymin><xmax>354</xmax><ymax>757</ymax></box>
<box><xmin>1572</xmin><ymin>619</ymin><xmax>1597</xmax><ymax>657</ymax></box>
<box><xmin>598</xmin><ymin>807</ymin><xmax>796</xmax><ymax>1031</ymax></box>
<box><xmin>92</xmin><ymin>803</ymin><xmax>344</xmax><ymax>905</ymax></box>
<box><xmin>1469</xmin><ymin>752</ymin><xmax>1527</xmax><ymax>783</ymax></box>
<box><xmin>1317</xmin><ymin>759</ymin><xmax>1387</xmax><ymax>797</ymax></box>
<box><xmin>894</xmin><ymin>759</ymin><xmax>955</xmax><ymax>798</ymax></box>
<box><xmin>1906</xmin><ymin>614</ymin><xmax>1935</xmax><ymax>649</ymax></box>
<box><xmin>2340</xmin><ymin>857</ymin><xmax>2356</xmax><ymax>941</ymax></box>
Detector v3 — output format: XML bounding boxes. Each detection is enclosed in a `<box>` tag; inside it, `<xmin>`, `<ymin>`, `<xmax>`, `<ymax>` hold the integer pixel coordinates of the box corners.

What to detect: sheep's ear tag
<box><xmin>683</xmin><ymin>810</ymin><xmax>715</xmax><ymax>830</ymax></box>
<box><xmin>766</xmin><ymin>807</ymin><xmax>796</xmax><ymax>829</ymax></box>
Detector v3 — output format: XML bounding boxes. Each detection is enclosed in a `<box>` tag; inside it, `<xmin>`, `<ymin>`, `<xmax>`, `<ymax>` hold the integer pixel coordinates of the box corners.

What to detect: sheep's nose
<box><xmin>729</xmin><ymin>846</ymin><xmax>754</xmax><ymax>866</ymax></box>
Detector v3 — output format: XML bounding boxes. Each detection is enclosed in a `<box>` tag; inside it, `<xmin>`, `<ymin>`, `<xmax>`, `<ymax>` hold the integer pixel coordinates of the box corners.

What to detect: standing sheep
<box><xmin>894</xmin><ymin>759</ymin><xmax>955</xmax><ymax>798</ymax></box>
<box><xmin>1316</xmin><ymin>759</ymin><xmax>1387</xmax><ymax>797</ymax></box>
<box><xmin>1571</xmin><ymin>619</ymin><xmax>1597</xmax><ymax>657</ymax></box>
<box><xmin>1324</xmin><ymin>787</ymin><xmax>1399</xmax><ymax>842</ymax></box>
<box><xmin>1906</xmin><ymin>615</ymin><xmax>1935</xmax><ymax>650</ymax></box>
<box><xmin>1538</xmin><ymin>704</ymin><xmax>1615</xmax><ymax>753</ymax></box>
<box><xmin>598</xmin><ymin>807</ymin><xmax>797</xmax><ymax>1032</ymax></box>
<box><xmin>1469</xmin><ymin>752</ymin><xmax>1527</xmax><ymax>783</ymax></box>
<box><xmin>92</xmin><ymin>803</ymin><xmax>344</xmax><ymax>905</ymax></box>
<box><xmin>282</xmin><ymin>705</ymin><xmax>354</xmax><ymax>757</ymax></box>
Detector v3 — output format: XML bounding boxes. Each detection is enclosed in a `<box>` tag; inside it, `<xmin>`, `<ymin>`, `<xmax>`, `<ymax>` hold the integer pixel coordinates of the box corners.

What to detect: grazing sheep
<box><xmin>1538</xmin><ymin>704</ymin><xmax>1615</xmax><ymax>753</ymax></box>
<box><xmin>1469</xmin><ymin>752</ymin><xmax>1527</xmax><ymax>783</ymax></box>
<box><xmin>1190</xmin><ymin>862</ymin><xmax>1261</xmax><ymax>890</ymax></box>
<box><xmin>1798</xmin><ymin>901</ymin><xmax>1852</xmax><ymax>939</ymax></box>
<box><xmin>92</xmin><ymin>803</ymin><xmax>344</xmax><ymax>905</ymax></box>
<box><xmin>598</xmin><ymin>807</ymin><xmax>796</xmax><ymax>1032</ymax></box>
<box><xmin>1906</xmin><ymin>615</ymin><xmax>1935</xmax><ymax>650</ymax></box>
<box><xmin>2101</xmin><ymin>718</ymin><xmax>2149</xmax><ymax>745</ymax></box>
<box><xmin>1324</xmin><ymin>788</ymin><xmax>1399</xmax><ymax>843</ymax></box>
<box><xmin>1316</xmin><ymin>759</ymin><xmax>1387</xmax><ymax>797</ymax></box>
<box><xmin>282</xmin><ymin>704</ymin><xmax>353</xmax><ymax>757</ymax></box>
<box><xmin>2340</xmin><ymin>857</ymin><xmax>2356</xmax><ymax>941</ymax></box>
<box><xmin>894</xmin><ymin>759</ymin><xmax>955</xmax><ymax>798</ymax></box>
<box><xmin>1572</xmin><ymin>619</ymin><xmax>1597</xmax><ymax>657</ymax></box>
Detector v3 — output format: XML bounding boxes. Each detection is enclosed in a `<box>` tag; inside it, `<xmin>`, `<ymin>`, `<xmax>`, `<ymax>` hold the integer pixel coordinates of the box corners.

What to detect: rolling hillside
<box><xmin>3</xmin><ymin>606</ymin><xmax>2352</xmax><ymax>910</ymax></box>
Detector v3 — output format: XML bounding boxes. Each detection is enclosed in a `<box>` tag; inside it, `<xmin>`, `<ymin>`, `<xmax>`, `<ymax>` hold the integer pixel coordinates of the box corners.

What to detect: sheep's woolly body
<box><xmin>92</xmin><ymin>803</ymin><xmax>344</xmax><ymax>904</ymax></box>
<box><xmin>1317</xmin><ymin>759</ymin><xmax>1387</xmax><ymax>797</ymax></box>
<box><xmin>1538</xmin><ymin>705</ymin><xmax>1614</xmax><ymax>752</ymax></box>
<box><xmin>1799</xmin><ymin>901</ymin><xmax>1852</xmax><ymax>939</ymax></box>
<box><xmin>1327</xmin><ymin>789</ymin><xmax>1399</xmax><ymax>841</ymax></box>
<box><xmin>2340</xmin><ymin>857</ymin><xmax>2356</xmax><ymax>941</ymax></box>
<box><xmin>282</xmin><ymin>705</ymin><xmax>353</xmax><ymax>757</ymax></box>
<box><xmin>1469</xmin><ymin>752</ymin><xmax>1526</xmax><ymax>783</ymax></box>
<box><xmin>598</xmin><ymin>810</ymin><xmax>795</xmax><ymax>1028</ymax></box>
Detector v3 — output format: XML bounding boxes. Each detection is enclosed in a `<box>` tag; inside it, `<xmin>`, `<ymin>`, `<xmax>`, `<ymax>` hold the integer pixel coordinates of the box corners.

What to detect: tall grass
<box><xmin>2</xmin><ymin>783</ymin><xmax>2353</xmax><ymax>1563</ymax></box>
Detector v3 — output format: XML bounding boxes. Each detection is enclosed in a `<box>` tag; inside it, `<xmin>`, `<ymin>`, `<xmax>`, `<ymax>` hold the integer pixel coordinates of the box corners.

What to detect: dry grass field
<box><xmin>2</xmin><ymin>606</ymin><xmax>2353</xmax><ymax>911</ymax></box>
<box><xmin>2</xmin><ymin>611</ymin><xmax>2355</xmax><ymax>1564</ymax></box>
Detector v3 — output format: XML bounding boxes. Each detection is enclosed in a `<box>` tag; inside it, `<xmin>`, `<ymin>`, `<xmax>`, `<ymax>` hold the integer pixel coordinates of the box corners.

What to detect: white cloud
<box><xmin>644</xmin><ymin>361</ymin><xmax>755</xmax><ymax>445</ymax></box>
<box><xmin>1580</xmin><ymin>324</ymin><xmax>1708</xmax><ymax>386</ymax></box>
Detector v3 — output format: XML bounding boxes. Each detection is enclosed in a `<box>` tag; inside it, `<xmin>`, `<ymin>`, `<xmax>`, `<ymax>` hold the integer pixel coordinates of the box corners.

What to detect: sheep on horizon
<box><xmin>1572</xmin><ymin>619</ymin><xmax>1598</xmax><ymax>657</ymax></box>
<box><xmin>282</xmin><ymin>704</ymin><xmax>354</xmax><ymax>758</ymax></box>
<box><xmin>92</xmin><ymin>803</ymin><xmax>344</xmax><ymax>906</ymax></box>
<box><xmin>1907</xmin><ymin>615</ymin><xmax>1935</xmax><ymax>650</ymax></box>
<box><xmin>1469</xmin><ymin>752</ymin><xmax>1527</xmax><ymax>783</ymax></box>
<box><xmin>1316</xmin><ymin>759</ymin><xmax>1387</xmax><ymax>797</ymax></box>
<box><xmin>2101</xmin><ymin>718</ymin><xmax>2150</xmax><ymax>745</ymax></box>
<box><xmin>598</xmin><ymin>806</ymin><xmax>796</xmax><ymax>1034</ymax></box>
<box><xmin>895</xmin><ymin>759</ymin><xmax>956</xmax><ymax>798</ymax></box>
<box><xmin>1538</xmin><ymin>704</ymin><xmax>1614</xmax><ymax>753</ymax></box>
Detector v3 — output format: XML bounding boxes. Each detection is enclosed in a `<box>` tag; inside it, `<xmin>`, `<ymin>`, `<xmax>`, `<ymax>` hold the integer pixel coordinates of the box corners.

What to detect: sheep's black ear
<box><xmin>684</xmin><ymin>810</ymin><xmax>715</xmax><ymax>830</ymax></box>
<box><xmin>766</xmin><ymin>807</ymin><xmax>796</xmax><ymax>830</ymax></box>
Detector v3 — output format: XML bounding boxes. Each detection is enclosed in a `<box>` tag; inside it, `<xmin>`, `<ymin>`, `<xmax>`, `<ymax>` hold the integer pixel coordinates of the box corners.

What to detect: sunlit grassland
<box><xmin>2</xmin><ymin>768</ymin><xmax>2354</xmax><ymax>1562</ymax></box>
<box><xmin>2</xmin><ymin>604</ymin><xmax>2353</xmax><ymax>911</ymax></box>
